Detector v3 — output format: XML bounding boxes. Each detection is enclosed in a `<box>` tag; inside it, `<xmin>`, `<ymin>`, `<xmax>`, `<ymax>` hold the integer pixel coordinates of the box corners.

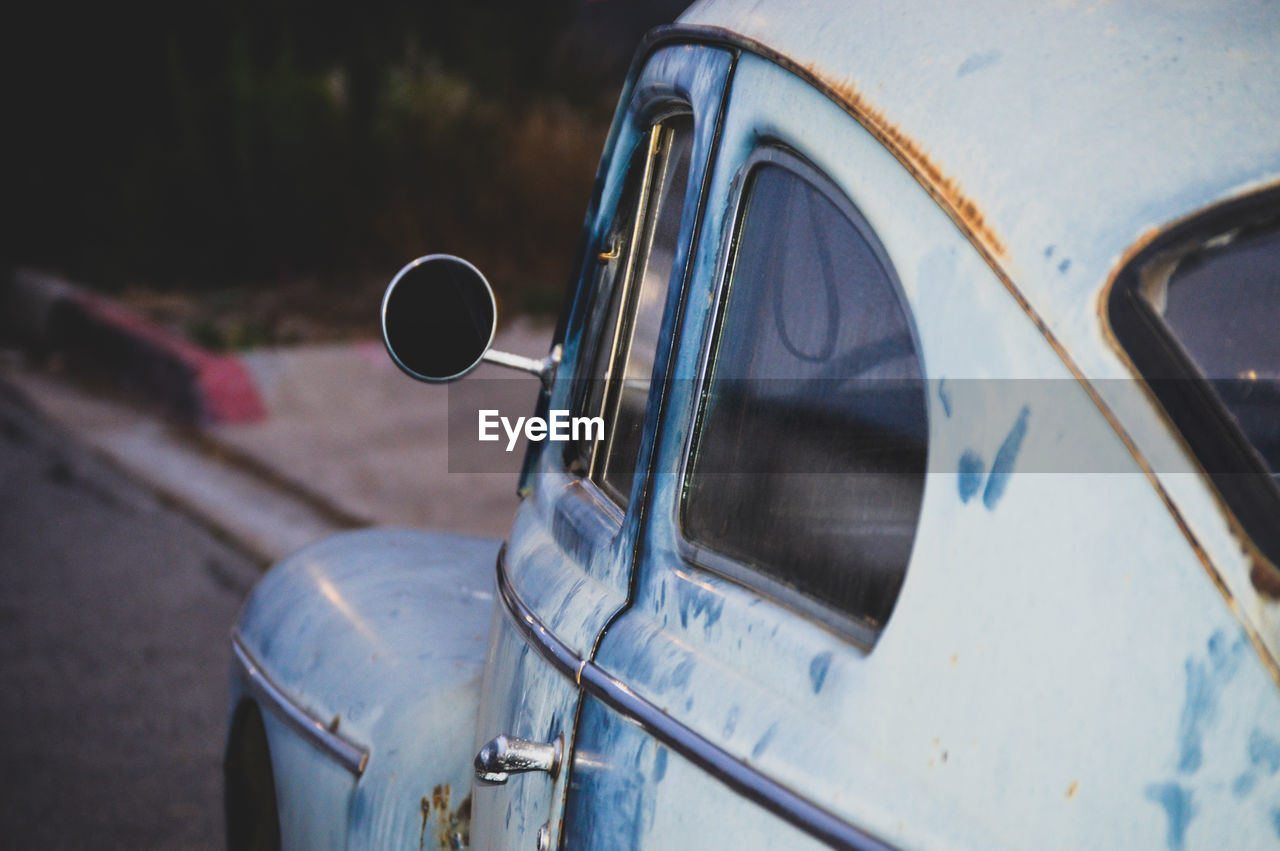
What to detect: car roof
<box><xmin>678</xmin><ymin>0</ymin><xmax>1280</xmax><ymax>348</ymax></box>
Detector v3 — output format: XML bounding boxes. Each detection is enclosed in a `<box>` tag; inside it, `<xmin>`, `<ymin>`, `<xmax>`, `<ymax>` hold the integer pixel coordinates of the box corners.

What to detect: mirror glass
<box><xmin>381</xmin><ymin>255</ymin><xmax>496</xmax><ymax>381</ymax></box>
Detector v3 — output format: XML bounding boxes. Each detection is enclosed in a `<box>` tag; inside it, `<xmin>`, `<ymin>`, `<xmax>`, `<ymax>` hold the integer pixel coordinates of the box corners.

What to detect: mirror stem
<box><xmin>481</xmin><ymin>344</ymin><xmax>562</xmax><ymax>390</ymax></box>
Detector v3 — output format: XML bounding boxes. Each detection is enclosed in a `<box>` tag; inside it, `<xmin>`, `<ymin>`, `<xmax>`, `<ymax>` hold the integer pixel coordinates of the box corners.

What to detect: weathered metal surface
<box><xmin>229</xmin><ymin>4</ymin><xmax>1280</xmax><ymax>848</ymax></box>
<box><xmin>681</xmin><ymin>0</ymin><xmax>1280</xmax><ymax>324</ymax></box>
<box><xmin>469</xmin><ymin>43</ymin><xmax>735</xmax><ymax>851</ymax></box>
<box><xmin>675</xmin><ymin>0</ymin><xmax>1280</xmax><ymax>679</ymax></box>
<box><xmin>799</xmin><ymin>65</ymin><xmax>1006</xmax><ymax>261</ymax></box>
<box><xmin>229</xmin><ymin>529</ymin><xmax>498</xmax><ymax>849</ymax></box>
<box><xmin>231</xmin><ymin>633</ymin><xmax>369</xmax><ymax>776</ymax></box>
<box><xmin>573</xmin><ymin>46</ymin><xmax>1280</xmax><ymax>848</ymax></box>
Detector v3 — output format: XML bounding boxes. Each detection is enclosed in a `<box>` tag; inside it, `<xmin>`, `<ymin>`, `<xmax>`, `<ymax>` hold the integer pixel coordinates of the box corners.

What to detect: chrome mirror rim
<box><xmin>380</xmin><ymin>253</ymin><xmax>497</xmax><ymax>383</ymax></box>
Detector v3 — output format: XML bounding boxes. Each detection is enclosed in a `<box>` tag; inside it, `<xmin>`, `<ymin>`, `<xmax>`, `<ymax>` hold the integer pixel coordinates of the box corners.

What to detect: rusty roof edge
<box><xmin>799</xmin><ymin>65</ymin><xmax>1007</xmax><ymax>261</ymax></box>
<box><xmin>656</xmin><ymin>22</ymin><xmax>1280</xmax><ymax>688</ymax></box>
<box><xmin>649</xmin><ymin>24</ymin><xmax>1007</xmax><ymax>259</ymax></box>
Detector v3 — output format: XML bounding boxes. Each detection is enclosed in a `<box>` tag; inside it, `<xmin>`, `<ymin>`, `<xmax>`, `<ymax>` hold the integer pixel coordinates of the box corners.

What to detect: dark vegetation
<box><xmin>7</xmin><ymin>1</ymin><xmax>689</xmax><ymax>343</ymax></box>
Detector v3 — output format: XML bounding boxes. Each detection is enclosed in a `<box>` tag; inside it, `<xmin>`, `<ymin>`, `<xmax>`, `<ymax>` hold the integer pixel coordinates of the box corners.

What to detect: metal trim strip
<box><xmin>231</xmin><ymin>631</ymin><xmax>369</xmax><ymax>777</ymax></box>
<box><xmin>495</xmin><ymin>552</ymin><xmax>894</xmax><ymax>851</ymax></box>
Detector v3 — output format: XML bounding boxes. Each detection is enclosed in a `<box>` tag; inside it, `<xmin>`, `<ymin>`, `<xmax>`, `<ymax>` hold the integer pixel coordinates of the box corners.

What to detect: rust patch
<box><xmin>803</xmin><ymin>64</ymin><xmax>1006</xmax><ymax>259</ymax></box>
<box><xmin>439</xmin><ymin>793</ymin><xmax>471</xmax><ymax>850</ymax></box>
<box><xmin>1251</xmin><ymin>563</ymin><xmax>1280</xmax><ymax>599</ymax></box>
<box><xmin>1066</xmin><ymin>780</ymin><xmax>1079</xmax><ymax>800</ymax></box>
<box><xmin>421</xmin><ymin>784</ymin><xmax>470</xmax><ymax>850</ymax></box>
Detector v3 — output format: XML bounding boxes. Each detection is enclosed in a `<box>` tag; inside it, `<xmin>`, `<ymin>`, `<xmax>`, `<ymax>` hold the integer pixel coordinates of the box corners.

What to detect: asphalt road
<box><xmin>0</xmin><ymin>386</ymin><xmax>259</xmax><ymax>849</ymax></box>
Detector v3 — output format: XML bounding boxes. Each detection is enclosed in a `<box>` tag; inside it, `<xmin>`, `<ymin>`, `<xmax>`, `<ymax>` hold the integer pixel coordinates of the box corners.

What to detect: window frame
<box><xmin>565</xmin><ymin>109</ymin><xmax>696</xmax><ymax>511</ymax></box>
<box><xmin>674</xmin><ymin>146</ymin><xmax>928</xmax><ymax>647</ymax></box>
<box><xmin>1106</xmin><ymin>186</ymin><xmax>1280</xmax><ymax>587</ymax></box>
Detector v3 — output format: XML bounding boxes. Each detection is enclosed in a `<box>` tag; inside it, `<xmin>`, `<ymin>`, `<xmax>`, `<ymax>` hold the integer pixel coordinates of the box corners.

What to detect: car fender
<box><xmin>227</xmin><ymin>528</ymin><xmax>500</xmax><ymax>850</ymax></box>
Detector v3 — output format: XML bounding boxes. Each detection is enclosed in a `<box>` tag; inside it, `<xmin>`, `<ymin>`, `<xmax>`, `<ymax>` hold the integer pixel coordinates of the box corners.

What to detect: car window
<box><xmin>1141</xmin><ymin>214</ymin><xmax>1280</xmax><ymax>478</ymax></box>
<box><xmin>681</xmin><ymin>159</ymin><xmax>927</xmax><ymax>635</ymax></box>
<box><xmin>569</xmin><ymin>114</ymin><xmax>694</xmax><ymax>508</ymax></box>
<box><xmin>1109</xmin><ymin>196</ymin><xmax>1280</xmax><ymax>580</ymax></box>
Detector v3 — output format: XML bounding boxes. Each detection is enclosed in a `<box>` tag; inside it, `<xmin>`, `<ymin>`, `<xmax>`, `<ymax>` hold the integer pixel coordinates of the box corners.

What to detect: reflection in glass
<box><xmin>1141</xmin><ymin>218</ymin><xmax>1280</xmax><ymax>477</ymax></box>
<box><xmin>683</xmin><ymin>164</ymin><xmax>927</xmax><ymax>630</ymax></box>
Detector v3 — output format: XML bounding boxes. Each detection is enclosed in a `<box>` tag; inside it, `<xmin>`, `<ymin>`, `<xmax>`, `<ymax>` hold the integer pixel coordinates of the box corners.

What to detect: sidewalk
<box><xmin>1</xmin><ymin>270</ymin><xmax>550</xmax><ymax>563</ymax></box>
<box><xmin>213</xmin><ymin>324</ymin><xmax>545</xmax><ymax>536</ymax></box>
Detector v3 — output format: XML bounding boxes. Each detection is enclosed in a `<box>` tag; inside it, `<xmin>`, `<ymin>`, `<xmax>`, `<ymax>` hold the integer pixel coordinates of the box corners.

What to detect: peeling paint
<box><xmin>1231</xmin><ymin>770</ymin><xmax>1257</xmax><ymax>799</ymax></box>
<box><xmin>654</xmin><ymin>747</ymin><xmax>668</xmax><ymax>783</ymax></box>
<box><xmin>1145</xmin><ymin>782</ymin><xmax>1195</xmax><ymax>850</ymax></box>
<box><xmin>957</xmin><ymin>450</ymin><xmax>985</xmax><ymax>503</ymax></box>
<box><xmin>1235</xmin><ymin>727</ymin><xmax>1280</xmax><ymax>796</ymax></box>
<box><xmin>1249</xmin><ymin>561</ymin><xmax>1280</xmax><ymax>599</ymax></box>
<box><xmin>982</xmin><ymin>406</ymin><xmax>1030</xmax><ymax>510</ymax></box>
<box><xmin>230</xmin><ymin>529</ymin><xmax>496</xmax><ymax>848</ymax></box>
<box><xmin>956</xmin><ymin>49</ymin><xmax>1003</xmax><ymax>78</ymax></box>
<box><xmin>1176</xmin><ymin>630</ymin><xmax>1245</xmax><ymax>774</ymax></box>
<box><xmin>437</xmin><ymin>793</ymin><xmax>471</xmax><ymax>850</ymax></box>
<box><xmin>677</xmin><ymin>580</ymin><xmax>726</xmax><ymax>634</ymax></box>
<box><xmin>808</xmin><ymin>651</ymin><xmax>832</xmax><ymax>693</ymax></box>
<box><xmin>723</xmin><ymin>705</ymin><xmax>740</xmax><ymax>738</ymax></box>
<box><xmin>937</xmin><ymin>377</ymin><xmax>953</xmax><ymax>418</ymax></box>
<box><xmin>752</xmin><ymin>722</ymin><xmax>779</xmax><ymax>760</ymax></box>
<box><xmin>1247</xmin><ymin>728</ymin><xmax>1280</xmax><ymax>773</ymax></box>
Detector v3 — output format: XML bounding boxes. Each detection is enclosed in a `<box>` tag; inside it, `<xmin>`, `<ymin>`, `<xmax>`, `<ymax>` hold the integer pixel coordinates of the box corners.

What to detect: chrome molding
<box><xmin>380</xmin><ymin>253</ymin><xmax>496</xmax><ymax>383</ymax></box>
<box><xmin>231</xmin><ymin>631</ymin><xmax>369</xmax><ymax>777</ymax></box>
<box><xmin>495</xmin><ymin>552</ymin><xmax>895</xmax><ymax>851</ymax></box>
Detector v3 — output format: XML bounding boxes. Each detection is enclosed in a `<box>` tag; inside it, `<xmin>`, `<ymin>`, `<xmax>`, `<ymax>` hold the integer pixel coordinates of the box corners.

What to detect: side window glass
<box><xmin>570</xmin><ymin>114</ymin><xmax>695</xmax><ymax>508</ymax></box>
<box><xmin>682</xmin><ymin>161</ymin><xmax>927</xmax><ymax>634</ymax></box>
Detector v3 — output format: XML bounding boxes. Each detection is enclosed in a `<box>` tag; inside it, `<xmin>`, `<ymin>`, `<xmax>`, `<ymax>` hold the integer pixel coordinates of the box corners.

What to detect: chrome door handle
<box><xmin>474</xmin><ymin>734</ymin><xmax>562</xmax><ymax>785</ymax></box>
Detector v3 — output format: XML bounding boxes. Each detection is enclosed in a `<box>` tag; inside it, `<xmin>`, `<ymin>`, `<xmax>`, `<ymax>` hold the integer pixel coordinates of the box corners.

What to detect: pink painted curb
<box><xmin>51</xmin><ymin>289</ymin><xmax>267</xmax><ymax>425</ymax></box>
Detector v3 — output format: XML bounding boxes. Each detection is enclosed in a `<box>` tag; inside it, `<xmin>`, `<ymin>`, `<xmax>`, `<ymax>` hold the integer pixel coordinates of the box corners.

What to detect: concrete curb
<box><xmin>5</xmin><ymin>270</ymin><xmax>266</xmax><ymax>425</ymax></box>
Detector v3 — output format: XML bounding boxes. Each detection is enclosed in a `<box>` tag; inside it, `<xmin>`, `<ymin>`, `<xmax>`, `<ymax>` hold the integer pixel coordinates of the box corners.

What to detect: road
<box><xmin>0</xmin><ymin>385</ymin><xmax>259</xmax><ymax>849</ymax></box>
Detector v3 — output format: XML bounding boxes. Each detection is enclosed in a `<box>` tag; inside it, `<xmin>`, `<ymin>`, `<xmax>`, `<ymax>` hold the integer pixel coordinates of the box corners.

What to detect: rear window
<box><xmin>1141</xmin><ymin>216</ymin><xmax>1280</xmax><ymax>476</ymax></box>
<box><xmin>1109</xmin><ymin>195</ymin><xmax>1280</xmax><ymax>583</ymax></box>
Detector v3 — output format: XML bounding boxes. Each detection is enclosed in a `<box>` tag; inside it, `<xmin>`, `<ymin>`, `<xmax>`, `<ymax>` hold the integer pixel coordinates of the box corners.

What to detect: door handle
<box><xmin>474</xmin><ymin>734</ymin><xmax>562</xmax><ymax>785</ymax></box>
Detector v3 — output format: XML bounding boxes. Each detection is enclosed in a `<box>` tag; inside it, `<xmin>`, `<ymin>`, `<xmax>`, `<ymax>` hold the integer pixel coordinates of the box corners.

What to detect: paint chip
<box><xmin>982</xmin><ymin>406</ymin><xmax>1030</xmax><ymax>510</ymax></box>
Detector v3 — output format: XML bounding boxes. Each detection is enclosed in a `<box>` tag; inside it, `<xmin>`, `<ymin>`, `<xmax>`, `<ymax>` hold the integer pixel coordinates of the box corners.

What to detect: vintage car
<box><xmin>224</xmin><ymin>0</ymin><xmax>1280</xmax><ymax>848</ymax></box>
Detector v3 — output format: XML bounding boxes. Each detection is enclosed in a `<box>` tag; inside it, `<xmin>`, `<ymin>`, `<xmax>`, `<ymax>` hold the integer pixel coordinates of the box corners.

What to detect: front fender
<box><xmin>228</xmin><ymin>528</ymin><xmax>500</xmax><ymax>850</ymax></box>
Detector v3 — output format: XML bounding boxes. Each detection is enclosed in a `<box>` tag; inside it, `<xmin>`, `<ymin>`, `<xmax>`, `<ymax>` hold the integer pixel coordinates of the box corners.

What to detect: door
<box><xmin>560</xmin><ymin>52</ymin><xmax>936</xmax><ymax>849</ymax></box>
<box><xmin>470</xmin><ymin>41</ymin><xmax>733</xmax><ymax>850</ymax></box>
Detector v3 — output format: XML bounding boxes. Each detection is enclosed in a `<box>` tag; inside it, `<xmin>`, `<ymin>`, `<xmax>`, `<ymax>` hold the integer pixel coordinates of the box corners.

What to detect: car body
<box><xmin>225</xmin><ymin>1</ymin><xmax>1280</xmax><ymax>848</ymax></box>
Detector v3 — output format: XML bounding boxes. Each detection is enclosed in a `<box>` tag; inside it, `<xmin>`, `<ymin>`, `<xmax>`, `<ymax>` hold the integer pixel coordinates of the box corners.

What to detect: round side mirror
<box><xmin>381</xmin><ymin>255</ymin><xmax>497</xmax><ymax>382</ymax></box>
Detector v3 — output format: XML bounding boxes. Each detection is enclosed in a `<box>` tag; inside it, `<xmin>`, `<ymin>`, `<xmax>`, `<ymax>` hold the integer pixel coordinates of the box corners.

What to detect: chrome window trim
<box><xmin>495</xmin><ymin>549</ymin><xmax>895</xmax><ymax>851</ymax></box>
<box><xmin>231</xmin><ymin>630</ymin><xmax>369</xmax><ymax>777</ymax></box>
<box><xmin>672</xmin><ymin>146</ymin><xmax>920</xmax><ymax>646</ymax></box>
<box><xmin>379</xmin><ymin>253</ymin><xmax>496</xmax><ymax>384</ymax></box>
<box><xmin>591</xmin><ymin>124</ymin><xmax>665</xmax><ymax>487</ymax></box>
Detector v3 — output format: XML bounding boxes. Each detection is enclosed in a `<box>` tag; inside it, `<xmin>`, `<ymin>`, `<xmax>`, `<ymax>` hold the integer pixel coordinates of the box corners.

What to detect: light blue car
<box><xmin>225</xmin><ymin>1</ymin><xmax>1280</xmax><ymax>848</ymax></box>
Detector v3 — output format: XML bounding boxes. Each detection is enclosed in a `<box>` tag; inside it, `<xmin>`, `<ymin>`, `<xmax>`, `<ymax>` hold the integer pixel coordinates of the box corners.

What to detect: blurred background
<box><xmin>1</xmin><ymin>2</ymin><xmax>690</xmax><ymax>846</ymax></box>
<box><xmin>6</xmin><ymin>0</ymin><xmax>691</xmax><ymax>340</ymax></box>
